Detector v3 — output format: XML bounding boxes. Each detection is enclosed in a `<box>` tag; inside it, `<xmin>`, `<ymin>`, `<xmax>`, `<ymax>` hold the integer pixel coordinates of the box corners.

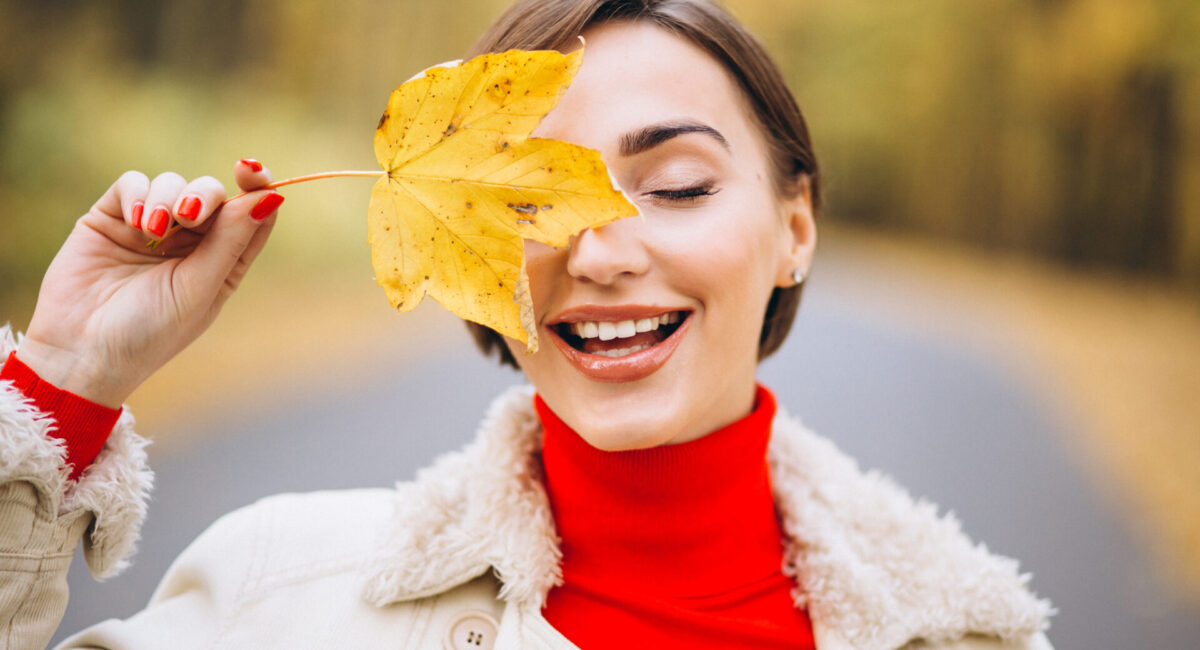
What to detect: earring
<box><xmin>792</xmin><ymin>268</ymin><xmax>806</xmax><ymax>286</ymax></box>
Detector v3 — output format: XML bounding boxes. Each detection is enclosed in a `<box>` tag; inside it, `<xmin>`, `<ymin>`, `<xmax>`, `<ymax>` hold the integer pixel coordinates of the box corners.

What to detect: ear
<box><xmin>773</xmin><ymin>175</ymin><xmax>817</xmax><ymax>287</ymax></box>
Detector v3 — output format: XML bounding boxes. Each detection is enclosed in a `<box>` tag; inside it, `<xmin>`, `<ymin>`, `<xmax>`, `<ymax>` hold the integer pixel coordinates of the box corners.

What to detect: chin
<box><xmin>571</xmin><ymin>415</ymin><xmax>680</xmax><ymax>452</ymax></box>
<box><xmin>547</xmin><ymin>382</ymin><xmax>689</xmax><ymax>451</ymax></box>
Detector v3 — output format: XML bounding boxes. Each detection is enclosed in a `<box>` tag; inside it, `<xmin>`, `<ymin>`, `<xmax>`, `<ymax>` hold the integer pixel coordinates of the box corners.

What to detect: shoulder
<box><xmin>150</xmin><ymin>488</ymin><xmax>395</xmax><ymax>606</ymax></box>
<box><xmin>63</xmin><ymin>488</ymin><xmax>511</xmax><ymax>648</ymax></box>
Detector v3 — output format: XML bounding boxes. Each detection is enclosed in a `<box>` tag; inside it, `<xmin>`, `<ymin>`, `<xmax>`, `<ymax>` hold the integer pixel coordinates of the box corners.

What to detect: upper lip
<box><xmin>548</xmin><ymin>304</ymin><xmax>690</xmax><ymax>324</ymax></box>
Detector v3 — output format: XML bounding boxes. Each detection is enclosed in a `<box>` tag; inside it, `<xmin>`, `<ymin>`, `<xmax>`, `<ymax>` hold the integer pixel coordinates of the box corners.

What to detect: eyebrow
<box><xmin>618</xmin><ymin>120</ymin><xmax>730</xmax><ymax>157</ymax></box>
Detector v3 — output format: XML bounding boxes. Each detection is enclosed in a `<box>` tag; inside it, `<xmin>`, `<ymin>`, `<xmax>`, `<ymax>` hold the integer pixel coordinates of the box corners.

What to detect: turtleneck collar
<box><xmin>535</xmin><ymin>385</ymin><xmax>786</xmax><ymax>597</ymax></box>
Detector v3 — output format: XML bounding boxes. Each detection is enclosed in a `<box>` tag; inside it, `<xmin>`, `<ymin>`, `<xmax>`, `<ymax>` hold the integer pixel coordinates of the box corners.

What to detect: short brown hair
<box><xmin>465</xmin><ymin>0</ymin><xmax>820</xmax><ymax>368</ymax></box>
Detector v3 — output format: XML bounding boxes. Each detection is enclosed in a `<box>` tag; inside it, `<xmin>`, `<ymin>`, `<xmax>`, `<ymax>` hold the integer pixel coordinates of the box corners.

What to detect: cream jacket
<box><xmin>0</xmin><ymin>326</ymin><xmax>1053</xmax><ymax>649</ymax></box>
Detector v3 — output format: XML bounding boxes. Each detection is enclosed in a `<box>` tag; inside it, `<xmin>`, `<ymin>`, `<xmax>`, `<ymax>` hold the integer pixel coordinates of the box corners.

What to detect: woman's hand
<box><xmin>15</xmin><ymin>159</ymin><xmax>283</xmax><ymax>409</ymax></box>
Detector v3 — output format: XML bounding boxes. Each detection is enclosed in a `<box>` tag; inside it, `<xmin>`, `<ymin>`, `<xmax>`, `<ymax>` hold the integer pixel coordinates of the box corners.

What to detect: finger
<box><xmin>143</xmin><ymin>172</ymin><xmax>187</xmax><ymax>239</ymax></box>
<box><xmin>177</xmin><ymin>188</ymin><xmax>283</xmax><ymax>304</ymax></box>
<box><xmin>91</xmin><ymin>170</ymin><xmax>150</xmax><ymax>230</ymax></box>
<box><xmin>235</xmin><ymin>158</ymin><xmax>274</xmax><ymax>192</ymax></box>
<box><xmin>171</xmin><ymin>176</ymin><xmax>226</xmax><ymax>230</ymax></box>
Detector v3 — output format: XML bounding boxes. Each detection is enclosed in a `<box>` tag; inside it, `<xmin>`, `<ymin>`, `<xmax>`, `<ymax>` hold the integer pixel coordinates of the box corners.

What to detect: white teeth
<box><xmin>592</xmin><ymin>344</ymin><xmax>651</xmax><ymax>358</ymax></box>
<box><xmin>566</xmin><ymin>311</ymin><xmax>683</xmax><ymax>340</ymax></box>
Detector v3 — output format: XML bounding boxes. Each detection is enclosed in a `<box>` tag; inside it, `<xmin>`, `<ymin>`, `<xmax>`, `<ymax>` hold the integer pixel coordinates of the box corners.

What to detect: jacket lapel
<box><xmin>363</xmin><ymin>387</ymin><xmax>1051</xmax><ymax>649</ymax></box>
<box><xmin>363</xmin><ymin>386</ymin><xmax>561</xmax><ymax>608</ymax></box>
<box><xmin>769</xmin><ymin>407</ymin><xmax>1052</xmax><ymax>649</ymax></box>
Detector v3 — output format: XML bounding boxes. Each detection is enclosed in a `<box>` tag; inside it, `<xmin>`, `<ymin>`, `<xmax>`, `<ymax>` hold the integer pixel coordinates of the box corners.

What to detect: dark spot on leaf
<box><xmin>507</xmin><ymin>203</ymin><xmax>538</xmax><ymax>215</ymax></box>
<box><xmin>444</xmin><ymin>122</ymin><xmax>457</xmax><ymax>136</ymax></box>
<box><xmin>466</xmin><ymin>202</ymin><xmax>473</xmax><ymax>208</ymax></box>
<box><xmin>377</xmin><ymin>110</ymin><xmax>389</xmax><ymax>129</ymax></box>
<box><xmin>424</xmin><ymin>275</ymin><xmax>430</xmax><ymax>280</ymax></box>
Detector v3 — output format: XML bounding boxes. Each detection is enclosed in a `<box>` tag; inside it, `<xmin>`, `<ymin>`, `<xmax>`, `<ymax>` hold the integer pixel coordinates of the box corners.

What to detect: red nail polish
<box><xmin>131</xmin><ymin>201</ymin><xmax>144</xmax><ymax>229</ymax></box>
<box><xmin>250</xmin><ymin>192</ymin><xmax>284</xmax><ymax>221</ymax></box>
<box><xmin>240</xmin><ymin>158</ymin><xmax>263</xmax><ymax>173</ymax></box>
<box><xmin>177</xmin><ymin>195</ymin><xmax>201</xmax><ymax>220</ymax></box>
<box><xmin>148</xmin><ymin>207</ymin><xmax>170</xmax><ymax>237</ymax></box>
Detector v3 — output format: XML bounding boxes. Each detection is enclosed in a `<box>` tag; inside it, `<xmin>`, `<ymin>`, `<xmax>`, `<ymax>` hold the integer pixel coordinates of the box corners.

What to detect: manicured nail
<box><xmin>250</xmin><ymin>192</ymin><xmax>284</xmax><ymax>221</ymax></box>
<box><xmin>148</xmin><ymin>207</ymin><xmax>170</xmax><ymax>237</ymax></box>
<box><xmin>131</xmin><ymin>201</ymin><xmax>144</xmax><ymax>229</ymax></box>
<box><xmin>177</xmin><ymin>195</ymin><xmax>202</xmax><ymax>221</ymax></box>
<box><xmin>239</xmin><ymin>158</ymin><xmax>263</xmax><ymax>173</ymax></box>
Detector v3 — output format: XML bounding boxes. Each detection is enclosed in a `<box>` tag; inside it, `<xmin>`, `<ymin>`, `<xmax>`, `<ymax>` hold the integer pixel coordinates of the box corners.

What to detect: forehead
<box><xmin>533</xmin><ymin>21</ymin><xmax>757</xmax><ymax>152</ymax></box>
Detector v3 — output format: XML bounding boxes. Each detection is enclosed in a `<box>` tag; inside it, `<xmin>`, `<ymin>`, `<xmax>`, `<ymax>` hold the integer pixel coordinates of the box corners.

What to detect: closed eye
<box><xmin>647</xmin><ymin>185</ymin><xmax>720</xmax><ymax>203</ymax></box>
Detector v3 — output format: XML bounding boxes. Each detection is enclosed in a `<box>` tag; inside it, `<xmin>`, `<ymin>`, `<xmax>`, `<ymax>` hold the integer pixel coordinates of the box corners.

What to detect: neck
<box><xmin>536</xmin><ymin>385</ymin><xmax>786</xmax><ymax>596</ymax></box>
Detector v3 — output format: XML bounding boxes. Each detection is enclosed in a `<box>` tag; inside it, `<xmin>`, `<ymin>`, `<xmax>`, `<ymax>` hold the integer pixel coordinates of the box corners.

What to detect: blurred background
<box><xmin>1</xmin><ymin>0</ymin><xmax>1197</xmax><ymax>647</ymax></box>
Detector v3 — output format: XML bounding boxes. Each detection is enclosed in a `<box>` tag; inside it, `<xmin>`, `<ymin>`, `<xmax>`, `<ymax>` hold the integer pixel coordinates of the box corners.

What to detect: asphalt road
<box><xmin>54</xmin><ymin>278</ymin><xmax>1200</xmax><ymax>649</ymax></box>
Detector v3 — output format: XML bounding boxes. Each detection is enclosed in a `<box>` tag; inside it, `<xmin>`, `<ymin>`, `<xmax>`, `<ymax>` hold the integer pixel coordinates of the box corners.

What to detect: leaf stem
<box><xmin>148</xmin><ymin>170</ymin><xmax>386</xmax><ymax>248</ymax></box>
<box><xmin>222</xmin><ymin>170</ymin><xmax>386</xmax><ymax>204</ymax></box>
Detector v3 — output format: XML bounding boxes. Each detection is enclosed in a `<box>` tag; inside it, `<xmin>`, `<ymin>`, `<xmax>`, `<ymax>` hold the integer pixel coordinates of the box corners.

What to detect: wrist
<box><xmin>14</xmin><ymin>339</ymin><xmax>131</xmax><ymax>409</ymax></box>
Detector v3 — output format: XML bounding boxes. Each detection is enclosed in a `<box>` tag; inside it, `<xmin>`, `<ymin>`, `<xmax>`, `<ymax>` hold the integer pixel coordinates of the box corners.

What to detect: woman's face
<box><xmin>506</xmin><ymin>21</ymin><xmax>815</xmax><ymax>450</ymax></box>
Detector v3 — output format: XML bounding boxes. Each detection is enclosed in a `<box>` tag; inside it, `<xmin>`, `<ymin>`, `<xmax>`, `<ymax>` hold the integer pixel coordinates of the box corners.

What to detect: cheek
<box><xmin>650</xmin><ymin>200</ymin><xmax>782</xmax><ymax>308</ymax></box>
<box><xmin>522</xmin><ymin>240</ymin><xmax>564</xmax><ymax>313</ymax></box>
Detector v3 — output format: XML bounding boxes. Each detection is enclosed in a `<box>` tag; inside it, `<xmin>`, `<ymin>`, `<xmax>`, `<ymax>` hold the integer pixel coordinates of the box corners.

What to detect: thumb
<box><xmin>178</xmin><ymin>189</ymin><xmax>283</xmax><ymax>301</ymax></box>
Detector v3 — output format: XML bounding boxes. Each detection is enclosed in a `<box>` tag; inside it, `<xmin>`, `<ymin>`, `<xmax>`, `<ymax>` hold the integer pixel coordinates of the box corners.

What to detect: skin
<box><xmin>504</xmin><ymin>21</ymin><xmax>816</xmax><ymax>451</ymax></box>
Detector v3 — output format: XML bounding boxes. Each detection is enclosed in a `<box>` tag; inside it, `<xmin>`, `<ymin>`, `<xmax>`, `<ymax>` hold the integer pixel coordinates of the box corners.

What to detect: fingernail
<box><xmin>148</xmin><ymin>207</ymin><xmax>170</xmax><ymax>237</ymax></box>
<box><xmin>177</xmin><ymin>195</ymin><xmax>201</xmax><ymax>220</ymax></box>
<box><xmin>250</xmin><ymin>192</ymin><xmax>284</xmax><ymax>221</ymax></box>
<box><xmin>239</xmin><ymin>158</ymin><xmax>263</xmax><ymax>173</ymax></box>
<box><xmin>131</xmin><ymin>201</ymin><xmax>144</xmax><ymax>229</ymax></box>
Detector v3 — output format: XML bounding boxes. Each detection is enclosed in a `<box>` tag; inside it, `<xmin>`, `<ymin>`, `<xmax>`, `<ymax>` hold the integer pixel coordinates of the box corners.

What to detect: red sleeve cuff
<box><xmin>1</xmin><ymin>351</ymin><xmax>122</xmax><ymax>481</ymax></box>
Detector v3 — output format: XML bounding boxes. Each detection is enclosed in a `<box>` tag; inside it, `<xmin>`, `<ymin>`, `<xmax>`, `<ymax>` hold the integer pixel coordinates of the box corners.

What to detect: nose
<box><xmin>565</xmin><ymin>219</ymin><xmax>650</xmax><ymax>285</ymax></box>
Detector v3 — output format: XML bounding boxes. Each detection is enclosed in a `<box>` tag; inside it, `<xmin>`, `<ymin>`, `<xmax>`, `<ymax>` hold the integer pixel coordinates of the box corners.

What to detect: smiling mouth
<box><xmin>552</xmin><ymin>311</ymin><xmax>689</xmax><ymax>358</ymax></box>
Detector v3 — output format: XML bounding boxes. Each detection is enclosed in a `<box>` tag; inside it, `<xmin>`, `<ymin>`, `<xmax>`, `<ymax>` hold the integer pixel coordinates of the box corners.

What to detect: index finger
<box><xmin>172</xmin><ymin>175</ymin><xmax>227</xmax><ymax>230</ymax></box>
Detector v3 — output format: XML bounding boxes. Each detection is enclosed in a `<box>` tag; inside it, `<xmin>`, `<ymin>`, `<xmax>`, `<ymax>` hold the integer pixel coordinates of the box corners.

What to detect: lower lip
<box><xmin>550</xmin><ymin>316</ymin><xmax>692</xmax><ymax>383</ymax></box>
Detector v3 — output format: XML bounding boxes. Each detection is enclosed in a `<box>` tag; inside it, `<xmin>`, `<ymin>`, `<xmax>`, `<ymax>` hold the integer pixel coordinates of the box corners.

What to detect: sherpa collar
<box><xmin>362</xmin><ymin>385</ymin><xmax>1051</xmax><ymax>649</ymax></box>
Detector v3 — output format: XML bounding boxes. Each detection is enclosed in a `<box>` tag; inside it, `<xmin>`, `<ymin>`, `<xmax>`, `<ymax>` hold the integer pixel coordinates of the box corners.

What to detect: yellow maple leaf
<box><xmin>368</xmin><ymin>48</ymin><xmax>637</xmax><ymax>352</ymax></box>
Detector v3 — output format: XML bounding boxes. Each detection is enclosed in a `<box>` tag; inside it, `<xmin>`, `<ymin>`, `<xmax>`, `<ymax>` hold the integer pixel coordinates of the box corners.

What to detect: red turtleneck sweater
<box><xmin>536</xmin><ymin>386</ymin><xmax>816</xmax><ymax>649</ymax></box>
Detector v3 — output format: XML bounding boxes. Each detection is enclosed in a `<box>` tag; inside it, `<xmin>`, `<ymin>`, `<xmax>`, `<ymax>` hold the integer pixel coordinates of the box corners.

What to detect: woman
<box><xmin>0</xmin><ymin>0</ymin><xmax>1053</xmax><ymax>648</ymax></box>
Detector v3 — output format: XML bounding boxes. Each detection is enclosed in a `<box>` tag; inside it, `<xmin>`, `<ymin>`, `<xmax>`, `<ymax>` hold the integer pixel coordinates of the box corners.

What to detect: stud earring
<box><xmin>792</xmin><ymin>268</ymin><xmax>806</xmax><ymax>286</ymax></box>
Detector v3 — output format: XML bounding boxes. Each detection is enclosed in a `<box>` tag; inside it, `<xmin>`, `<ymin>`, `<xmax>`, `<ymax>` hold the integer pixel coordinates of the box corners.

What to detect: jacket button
<box><xmin>443</xmin><ymin>610</ymin><xmax>499</xmax><ymax>650</ymax></box>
